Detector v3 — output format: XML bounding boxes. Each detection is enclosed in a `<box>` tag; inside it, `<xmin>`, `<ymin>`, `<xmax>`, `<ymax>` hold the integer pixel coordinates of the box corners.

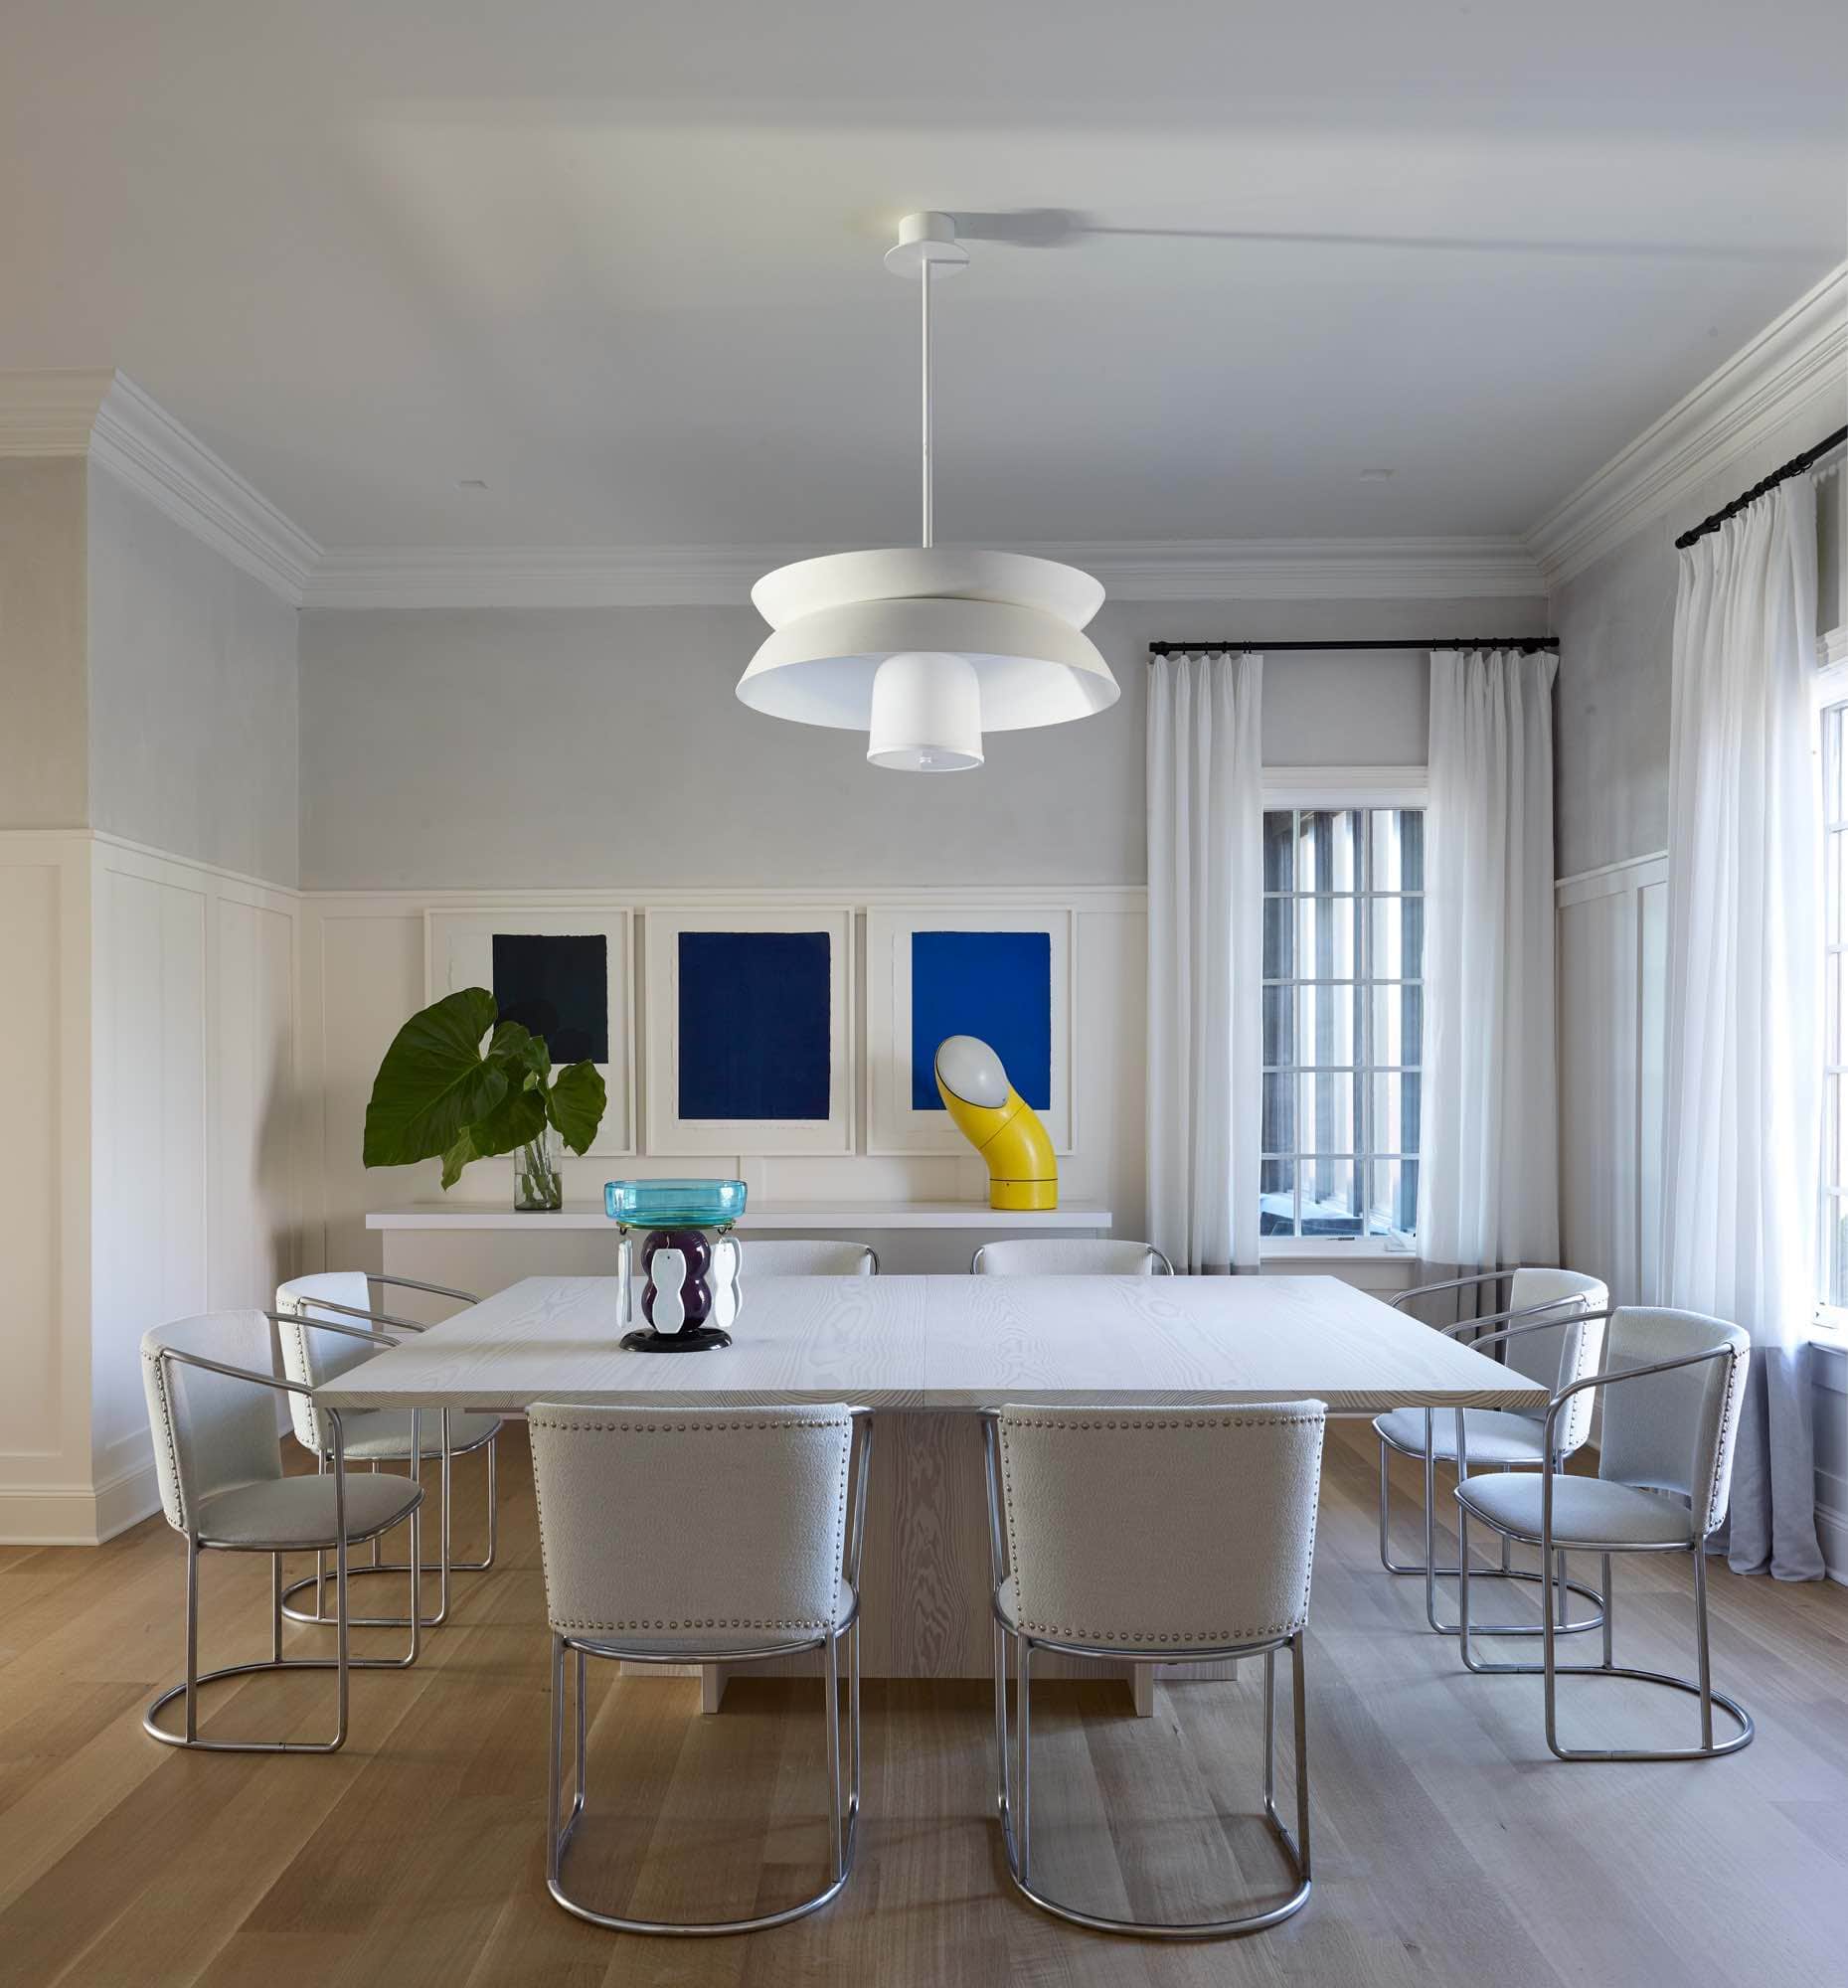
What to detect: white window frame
<box><xmin>1259</xmin><ymin>766</ymin><xmax>1429</xmax><ymax>1262</ymax></box>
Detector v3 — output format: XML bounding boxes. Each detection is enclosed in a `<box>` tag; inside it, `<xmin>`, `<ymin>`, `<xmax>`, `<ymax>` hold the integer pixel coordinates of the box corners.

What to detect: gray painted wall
<box><xmin>0</xmin><ymin>458</ymin><xmax>88</xmax><ymax>829</ymax></box>
<box><xmin>85</xmin><ymin>469</ymin><xmax>301</xmax><ymax>886</ymax></box>
<box><xmin>297</xmin><ymin>594</ymin><xmax>1539</xmax><ymax>891</ymax></box>
<box><xmin>1552</xmin><ymin>415</ymin><xmax>1847</xmax><ymax>880</ymax></box>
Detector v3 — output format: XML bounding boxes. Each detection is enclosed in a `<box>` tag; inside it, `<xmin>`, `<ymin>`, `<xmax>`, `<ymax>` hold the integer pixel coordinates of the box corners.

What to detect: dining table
<box><xmin>317</xmin><ymin>1271</ymin><xmax>1544</xmax><ymax>1711</ymax></box>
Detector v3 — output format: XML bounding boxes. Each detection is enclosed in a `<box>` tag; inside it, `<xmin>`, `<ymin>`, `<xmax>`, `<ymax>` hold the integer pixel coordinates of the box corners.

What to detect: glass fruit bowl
<box><xmin>604</xmin><ymin>1178</ymin><xmax>748</xmax><ymax>1231</ymax></box>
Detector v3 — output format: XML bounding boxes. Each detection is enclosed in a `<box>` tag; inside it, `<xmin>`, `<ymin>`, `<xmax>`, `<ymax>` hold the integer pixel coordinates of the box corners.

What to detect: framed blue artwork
<box><xmin>426</xmin><ymin>908</ymin><xmax>634</xmax><ymax>1155</ymax></box>
<box><xmin>867</xmin><ymin>908</ymin><xmax>1074</xmax><ymax>1154</ymax></box>
<box><xmin>909</xmin><ymin>930</ymin><xmax>1051</xmax><ymax>1111</ymax></box>
<box><xmin>644</xmin><ymin>907</ymin><xmax>854</xmax><ymax>1154</ymax></box>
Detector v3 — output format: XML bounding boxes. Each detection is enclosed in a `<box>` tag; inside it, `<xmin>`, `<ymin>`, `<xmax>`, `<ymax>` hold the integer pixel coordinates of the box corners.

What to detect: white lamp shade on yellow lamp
<box><xmin>739</xmin><ymin>547</ymin><xmax>1119</xmax><ymax>767</ymax></box>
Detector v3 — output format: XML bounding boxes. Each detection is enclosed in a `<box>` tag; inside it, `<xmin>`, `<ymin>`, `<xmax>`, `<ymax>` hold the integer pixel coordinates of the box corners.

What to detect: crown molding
<box><xmin>1527</xmin><ymin>261</ymin><xmax>1848</xmax><ymax>588</ymax></box>
<box><xmin>87</xmin><ymin>375</ymin><xmax>319</xmax><ymax>603</ymax></box>
<box><xmin>0</xmin><ymin>370</ymin><xmax>319</xmax><ymax>605</ymax></box>
<box><xmin>0</xmin><ymin>369</ymin><xmax>117</xmax><ymax>454</ymax></box>
<box><xmin>302</xmin><ymin>535</ymin><xmax>1544</xmax><ymax>609</ymax></box>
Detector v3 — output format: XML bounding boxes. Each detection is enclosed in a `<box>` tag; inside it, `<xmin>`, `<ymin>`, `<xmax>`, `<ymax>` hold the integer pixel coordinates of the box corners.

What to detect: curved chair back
<box><xmin>994</xmin><ymin>1403</ymin><xmax>1325</xmax><ymax>1650</ymax></box>
<box><xmin>741</xmin><ymin>1240</ymin><xmax>877</xmax><ymax>1277</ymax></box>
<box><xmin>276</xmin><ymin>1272</ymin><xmax>379</xmax><ymax>1453</ymax></box>
<box><xmin>141</xmin><ymin>1311</ymin><xmax>284</xmax><ymax>1534</ymax></box>
<box><xmin>974</xmin><ymin>1239</ymin><xmax>1171</xmax><ymax>1276</ymax></box>
<box><xmin>528</xmin><ymin>1404</ymin><xmax>856</xmax><ymax>1642</ymax></box>
<box><xmin>1596</xmin><ymin>1308</ymin><xmax>1751</xmax><ymax>1535</ymax></box>
<box><xmin>1504</xmin><ymin>1268</ymin><xmax>1608</xmax><ymax>1452</ymax></box>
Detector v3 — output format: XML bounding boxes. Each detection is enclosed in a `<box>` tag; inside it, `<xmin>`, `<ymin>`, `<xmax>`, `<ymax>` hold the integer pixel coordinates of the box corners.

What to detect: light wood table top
<box><xmin>317</xmin><ymin>1273</ymin><xmax>1547</xmax><ymax>1415</ymax></box>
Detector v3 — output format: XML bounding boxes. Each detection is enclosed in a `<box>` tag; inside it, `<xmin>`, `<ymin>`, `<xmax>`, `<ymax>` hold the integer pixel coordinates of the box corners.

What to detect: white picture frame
<box><xmin>642</xmin><ymin>905</ymin><xmax>855</xmax><ymax>1156</ymax></box>
<box><xmin>424</xmin><ymin>907</ymin><xmax>635</xmax><ymax>1157</ymax></box>
<box><xmin>866</xmin><ymin>906</ymin><xmax>1075</xmax><ymax>1156</ymax></box>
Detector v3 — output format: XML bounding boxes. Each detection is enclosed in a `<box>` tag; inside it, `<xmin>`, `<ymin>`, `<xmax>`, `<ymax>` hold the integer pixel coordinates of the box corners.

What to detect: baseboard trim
<box><xmin>0</xmin><ymin>1457</ymin><xmax>161</xmax><ymax>1546</ymax></box>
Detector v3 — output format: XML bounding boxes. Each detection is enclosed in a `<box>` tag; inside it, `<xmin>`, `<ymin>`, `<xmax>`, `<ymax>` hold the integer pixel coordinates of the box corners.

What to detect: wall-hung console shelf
<box><xmin>367</xmin><ymin>1200</ymin><xmax>1112</xmax><ymax>1233</ymax></box>
<box><xmin>364</xmin><ymin>1201</ymin><xmax>1115</xmax><ymax>1295</ymax></box>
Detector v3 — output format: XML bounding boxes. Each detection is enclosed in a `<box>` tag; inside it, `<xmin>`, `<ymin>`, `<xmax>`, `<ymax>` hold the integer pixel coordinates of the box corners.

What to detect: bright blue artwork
<box><xmin>678</xmin><ymin>930</ymin><xmax>832</xmax><ymax>1121</ymax></box>
<box><xmin>910</xmin><ymin>929</ymin><xmax>1053</xmax><ymax>1112</ymax></box>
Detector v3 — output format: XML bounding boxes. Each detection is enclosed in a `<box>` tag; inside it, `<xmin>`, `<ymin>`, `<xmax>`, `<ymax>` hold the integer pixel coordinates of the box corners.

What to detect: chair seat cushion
<box><xmin>1454</xmin><ymin>1472</ymin><xmax>1697</xmax><ymax>1548</ymax></box>
<box><xmin>195</xmin><ymin>1472</ymin><xmax>422</xmax><ymax>1550</ymax></box>
<box><xmin>557</xmin><ymin>1576</ymin><xmax>858</xmax><ymax>1654</ymax></box>
<box><xmin>319</xmin><ymin>1409</ymin><xmax>502</xmax><ymax>1462</ymax></box>
<box><xmin>1374</xmin><ymin>1407</ymin><xmax>1550</xmax><ymax>1466</ymax></box>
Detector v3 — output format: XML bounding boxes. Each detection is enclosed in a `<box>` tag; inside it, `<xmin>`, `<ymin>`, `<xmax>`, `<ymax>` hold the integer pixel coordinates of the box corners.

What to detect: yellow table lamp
<box><xmin>934</xmin><ymin>1035</ymin><xmax>1057</xmax><ymax>1212</ymax></box>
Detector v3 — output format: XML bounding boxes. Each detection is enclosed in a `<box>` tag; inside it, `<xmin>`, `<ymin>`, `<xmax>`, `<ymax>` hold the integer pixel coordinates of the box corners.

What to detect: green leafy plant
<box><xmin>362</xmin><ymin>987</ymin><xmax>606</xmax><ymax>1191</ymax></box>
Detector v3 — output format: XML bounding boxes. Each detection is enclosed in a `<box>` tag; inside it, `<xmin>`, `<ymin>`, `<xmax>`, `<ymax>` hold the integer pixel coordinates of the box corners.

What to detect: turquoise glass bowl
<box><xmin>605</xmin><ymin>1178</ymin><xmax>748</xmax><ymax>1230</ymax></box>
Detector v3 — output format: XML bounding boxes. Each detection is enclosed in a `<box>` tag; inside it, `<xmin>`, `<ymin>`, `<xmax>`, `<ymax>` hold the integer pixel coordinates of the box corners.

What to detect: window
<box><xmin>1821</xmin><ymin>697</ymin><xmax>1848</xmax><ymax>1308</ymax></box>
<box><xmin>1261</xmin><ymin>806</ymin><xmax>1424</xmax><ymax>1245</ymax></box>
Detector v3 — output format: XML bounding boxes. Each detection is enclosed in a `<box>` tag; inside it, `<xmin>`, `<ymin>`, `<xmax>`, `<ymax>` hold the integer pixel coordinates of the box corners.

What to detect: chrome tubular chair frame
<box><xmin>269</xmin><ymin>1285</ymin><xmax>499</xmax><ymax>1632</ymax></box>
<box><xmin>545</xmin><ymin>1408</ymin><xmax>875</xmax><ymax>1935</ymax></box>
<box><xmin>1380</xmin><ymin>1277</ymin><xmax>1607</xmax><ymax>1640</ymax></box>
<box><xmin>980</xmin><ymin>1415</ymin><xmax>1310</xmax><ymax>1938</ymax></box>
<box><xmin>143</xmin><ymin>1321</ymin><xmax>423</xmax><ymax>1754</ymax></box>
<box><xmin>1454</xmin><ymin>1343</ymin><xmax>1754</xmax><ymax>1761</ymax></box>
<box><xmin>968</xmin><ymin>1243</ymin><xmax>1175</xmax><ymax>1275</ymax></box>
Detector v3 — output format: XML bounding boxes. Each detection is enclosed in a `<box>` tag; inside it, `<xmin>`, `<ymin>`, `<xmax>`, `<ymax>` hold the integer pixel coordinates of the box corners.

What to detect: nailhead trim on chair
<box><xmin>997</xmin><ymin>1408</ymin><xmax>1324</xmax><ymax>1645</ymax></box>
<box><xmin>528</xmin><ymin>1410</ymin><xmax>855</xmax><ymax>1642</ymax></box>
<box><xmin>1703</xmin><ymin>1343</ymin><xmax>1748</xmax><ymax>1536</ymax></box>
<box><xmin>141</xmin><ymin>1346</ymin><xmax>188</xmax><ymax>1535</ymax></box>
<box><xmin>553</xmin><ymin>1613</ymin><xmax>841</xmax><ymax>1634</ymax></box>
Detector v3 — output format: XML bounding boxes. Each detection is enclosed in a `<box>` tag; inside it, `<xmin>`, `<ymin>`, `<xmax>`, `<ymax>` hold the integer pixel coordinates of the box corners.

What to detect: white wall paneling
<box><xmin>0</xmin><ymin>831</ymin><xmax>303</xmax><ymax>1543</ymax></box>
<box><xmin>1556</xmin><ymin>853</ymin><xmax>1668</xmax><ymax>1311</ymax></box>
<box><xmin>0</xmin><ymin>836</ymin><xmax>94</xmax><ymax>1541</ymax></box>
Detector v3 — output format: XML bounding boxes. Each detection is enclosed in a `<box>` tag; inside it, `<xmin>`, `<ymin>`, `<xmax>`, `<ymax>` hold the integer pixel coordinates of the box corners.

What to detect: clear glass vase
<box><xmin>513</xmin><ymin>1124</ymin><xmax>563</xmax><ymax>1212</ymax></box>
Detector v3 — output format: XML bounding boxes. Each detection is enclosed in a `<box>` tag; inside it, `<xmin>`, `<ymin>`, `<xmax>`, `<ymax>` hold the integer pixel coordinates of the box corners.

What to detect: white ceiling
<box><xmin>4</xmin><ymin>1</ymin><xmax>1845</xmax><ymax>552</ymax></box>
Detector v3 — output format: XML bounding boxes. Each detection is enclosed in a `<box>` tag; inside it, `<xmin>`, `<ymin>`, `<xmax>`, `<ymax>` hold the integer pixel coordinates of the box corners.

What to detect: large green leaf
<box><xmin>438</xmin><ymin>1126</ymin><xmax>477</xmax><ymax>1192</ymax></box>
<box><xmin>363</xmin><ymin>988</ymin><xmax>507</xmax><ymax>1167</ymax></box>
<box><xmin>490</xmin><ymin>1019</ymin><xmax>551</xmax><ymax>1077</ymax></box>
<box><xmin>465</xmin><ymin>1077</ymin><xmax>549</xmax><ymax>1160</ymax></box>
<box><xmin>546</xmin><ymin>1061</ymin><xmax>607</xmax><ymax>1155</ymax></box>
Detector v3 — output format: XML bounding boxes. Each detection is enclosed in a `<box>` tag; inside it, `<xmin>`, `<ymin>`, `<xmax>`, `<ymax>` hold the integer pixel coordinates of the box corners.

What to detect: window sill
<box><xmin>1259</xmin><ymin>1239</ymin><xmax>1419</xmax><ymax>1261</ymax></box>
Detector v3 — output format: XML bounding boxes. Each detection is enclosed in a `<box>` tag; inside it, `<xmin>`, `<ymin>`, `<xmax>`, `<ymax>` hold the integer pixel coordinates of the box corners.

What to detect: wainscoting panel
<box><xmin>92</xmin><ymin>855</ymin><xmax>209</xmax><ymax>1477</ymax></box>
<box><xmin>0</xmin><ymin>837</ymin><xmax>93</xmax><ymax>1538</ymax></box>
<box><xmin>212</xmin><ymin>891</ymin><xmax>300</xmax><ymax>1315</ymax></box>
<box><xmin>1556</xmin><ymin>854</ymin><xmax>1668</xmax><ymax>1309</ymax></box>
<box><xmin>0</xmin><ymin>833</ymin><xmax>304</xmax><ymax>1544</ymax></box>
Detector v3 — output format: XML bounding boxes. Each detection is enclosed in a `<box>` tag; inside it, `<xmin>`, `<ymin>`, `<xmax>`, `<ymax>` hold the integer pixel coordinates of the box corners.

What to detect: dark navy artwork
<box><xmin>491</xmin><ymin>932</ymin><xmax>608</xmax><ymax>1066</ymax></box>
<box><xmin>678</xmin><ymin>930</ymin><xmax>832</xmax><ymax>1120</ymax></box>
<box><xmin>910</xmin><ymin>929</ymin><xmax>1053</xmax><ymax>1111</ymax></box>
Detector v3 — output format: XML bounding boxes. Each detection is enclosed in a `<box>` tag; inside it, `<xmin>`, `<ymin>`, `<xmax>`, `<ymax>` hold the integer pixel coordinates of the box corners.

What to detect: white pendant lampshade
<box><xmin>738</xmin><ymin>215</ymin><xmax>1118</xmax><ymax>769</ymax></box>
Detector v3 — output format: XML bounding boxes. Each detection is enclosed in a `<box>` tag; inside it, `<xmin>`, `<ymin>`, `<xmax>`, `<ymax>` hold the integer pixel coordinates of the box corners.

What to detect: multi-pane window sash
<box><xmin>1260</xmin><ymin>807</ymin><xmax>1425</xmax><ymax>1242</ymax></box>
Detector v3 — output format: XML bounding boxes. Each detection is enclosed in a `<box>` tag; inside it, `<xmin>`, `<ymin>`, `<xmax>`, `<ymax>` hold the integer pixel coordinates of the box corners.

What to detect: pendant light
<box><xmin>737</xmin><ymin>213</ymin><xmax>1118</xmax><ymax>770</ymax></box>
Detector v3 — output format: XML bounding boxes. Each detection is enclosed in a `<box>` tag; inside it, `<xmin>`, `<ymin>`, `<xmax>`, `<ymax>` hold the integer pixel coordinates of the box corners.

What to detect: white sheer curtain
<box><xmin>1660</xmin><ymin>479</ymin><xmax>1822</xmax><ymax>1580</ymax></box>
<box><xmin>1417</xmin><ymin>647</ymin><xmax>1561</xmax><ymax>1269</ymax></box>
<box><xmin>1145</xmin><ymin>651</ymin><xmax>1263</xmax><ymax>1273</ymax></box>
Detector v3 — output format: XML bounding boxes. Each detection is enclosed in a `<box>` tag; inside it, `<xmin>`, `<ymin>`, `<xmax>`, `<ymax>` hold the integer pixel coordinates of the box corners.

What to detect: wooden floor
<box><xmin>3</xmin><ymin>1422</ymin><xmax>1846</xmax><ymax>1988</ymax></box>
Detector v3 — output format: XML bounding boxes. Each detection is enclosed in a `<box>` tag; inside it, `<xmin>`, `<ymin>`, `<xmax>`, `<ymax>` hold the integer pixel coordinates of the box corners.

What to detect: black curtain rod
<box><xmin>1147</xmin><ymin>637</ymin><xmax>1560</xmax><ymax>659</ymax></box>
<box><xmin>1674</xmin><ymin>424</ymin><xmax>1847</xmax><ymax>551</ymax></box>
